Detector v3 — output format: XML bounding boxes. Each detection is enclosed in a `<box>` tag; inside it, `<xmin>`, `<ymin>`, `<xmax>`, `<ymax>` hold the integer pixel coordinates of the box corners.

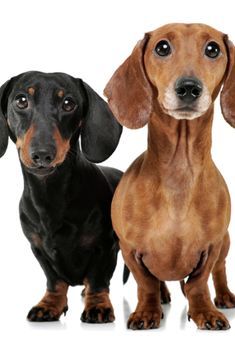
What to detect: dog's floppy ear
<box><xmin>80</xmin><ymin>81</ymin><xmax>122</xmax><ymax>163</ymax></box>
<box><xmin>0</xmin><ymin>80</ymin><xmax>11</xmax><ymax>157</ymax></box>
<box><xmin>220</xmin><ymin>36</ymin><xmax>235</xmax><ymax>127</ymax></box>
<box><xmin>104</xmin><ymin>34</ymin><xmax>152</xmax><ymax>129</ymax></box>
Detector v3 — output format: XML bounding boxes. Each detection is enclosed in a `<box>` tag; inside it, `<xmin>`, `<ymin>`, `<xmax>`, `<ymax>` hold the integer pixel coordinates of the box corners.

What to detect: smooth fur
<box><xmin>105</xmin><ymin>23</ymin><xmax>235</xmax><ymax>330</ymax></box>
<box><xmin>0</xmin><ymin>71</ymin><xmax>122</xmax><ymax>323</ymax></box>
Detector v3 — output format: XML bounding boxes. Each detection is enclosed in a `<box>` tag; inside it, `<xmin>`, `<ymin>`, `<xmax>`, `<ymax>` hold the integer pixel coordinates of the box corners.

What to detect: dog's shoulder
<box><xmin>98</xmin><ymin>166</ymin><xmax>123</xmax><ymax>193</ymax></box>
<box><xmin>73</xmin><ymin>153</ymin><xmax>122</xmax><ymax>196</ymax></box>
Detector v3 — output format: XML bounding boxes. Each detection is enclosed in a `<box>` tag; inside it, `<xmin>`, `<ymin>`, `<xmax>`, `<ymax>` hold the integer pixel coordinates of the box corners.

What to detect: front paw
<box><xmin>27</xmin><ymin>305</ymin><xmax>68</xmax><ymax>322</ymax></box>
<box><xmin>127</xmin><ymin>309</ymin><xmax>163</xmax><ymax>330</ymax></box>
<box><xmin>81</xmin><ymin>306</ymin><xmax>115</xmax><ymax>323</ymax></box>
<box><xmin>215</xmin><ymin>290</ymin><xmax>235</xmax><ymax>309</ymax></box>
<box><xmin>188</xmin><ymin>309</ymin><xmax>230</xmax><ymax>330</ymax></box>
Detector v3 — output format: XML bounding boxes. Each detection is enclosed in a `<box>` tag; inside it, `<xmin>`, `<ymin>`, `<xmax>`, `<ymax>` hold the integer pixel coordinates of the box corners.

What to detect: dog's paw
<box><xmin>127</xmin><ymin>309</ymin><xmax>163</xmax><ymax>330</ymax></box>
<box><xmin>81</xmin><ymin>306</ymin><xmax>115</xmax><ymax>323</ymax></box>
<box><xmin>215</xmin><ymin>291</ymin><xmax>235</xmax><ymax>309</ymax></box>
<box><xmin>27</xmin><ymin>305</ymin><xmax>68</xmax><ymax>322</ymax></box>
<box><xmin>188</xmin><ymin>309</ymin><xmax>230</xmax><ymax>330</ymax></box>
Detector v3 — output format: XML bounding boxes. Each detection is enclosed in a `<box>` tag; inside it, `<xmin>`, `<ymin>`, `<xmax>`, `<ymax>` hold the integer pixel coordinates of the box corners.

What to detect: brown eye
<box><xmin>62</xmin><ymin>98</ymin><xmax>76</xmax><ymax>112</ymax></box>
<box><xmin>15</xmin><ymin>94</ymin><xmax>28</xmax><ymax>109</ymax></box>
<box><xmin>205</xmin><ymin>41</ymin><xmax>220</xmax><ymax>59</ymax></box>
<box><xmin>154</xmin><ymin>40</ymin><xmax>171</xmax><ymax>57</ymax></box>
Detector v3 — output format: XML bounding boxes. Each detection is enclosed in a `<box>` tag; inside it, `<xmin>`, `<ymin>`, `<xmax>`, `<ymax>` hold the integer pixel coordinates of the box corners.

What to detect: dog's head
<box><xmin>0</xmin><ymin>71</ymin><xmax>122</xmax><ymax>176</ymax></box>
<box><xmin>104</xmin><ymin>23</ymin><xmax>235</xmax><ymax>128</ymax></box>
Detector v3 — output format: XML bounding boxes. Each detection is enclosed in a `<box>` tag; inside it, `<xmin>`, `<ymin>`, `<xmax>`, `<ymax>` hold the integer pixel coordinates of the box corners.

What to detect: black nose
<box><xmin>30</xmin><ymin>148</ymin><xmax>56</xmax><ymax>167</ymax></box>
<box><xmin>175</xmin><ymin>77</ymin><xmax>203</xmax><ymax>103</ymax></box>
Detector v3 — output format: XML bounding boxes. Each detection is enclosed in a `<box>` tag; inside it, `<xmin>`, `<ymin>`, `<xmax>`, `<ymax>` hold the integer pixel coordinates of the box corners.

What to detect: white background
<box><xmin>0</xmin><ymin>0</ymin><xmax>235</xmax><ymax>352</ymax></box>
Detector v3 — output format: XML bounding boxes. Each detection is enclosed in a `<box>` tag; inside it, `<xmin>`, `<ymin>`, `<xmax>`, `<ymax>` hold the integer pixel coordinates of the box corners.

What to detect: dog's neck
<box><xmin>147</xmin><ymin>105</ymin><xmax>214</xmax><ymax>174</ymax></box>
<box><xmin>145</xmin><ymin>105</ymin><xmax>214</xmax><ymax>218</ymax></box>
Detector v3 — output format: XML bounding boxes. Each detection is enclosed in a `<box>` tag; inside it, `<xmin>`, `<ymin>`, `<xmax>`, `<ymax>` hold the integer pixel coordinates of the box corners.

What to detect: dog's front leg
<box><xmin>27</xmin><ymin>245</ymin><xmax>68</xmax><ymax>322</ymax></box>
<box><xmin>120</xmin><ymin>243</ymin><xmax>163</xmax><ymax>330</ymax></box>
<box><xmin>212</xmin><ymin>232</ymin><xmax>235</xmax><ymax>308</ymax></box>
<box><xmin>80</xmin><ymin>242</ymin><xmax>118</xmax><ymax>324</ymax></box>
<box><xmin>184</xmin><ymin>244</ymin><xmax>230</xmax><ymax>330</ymax></box>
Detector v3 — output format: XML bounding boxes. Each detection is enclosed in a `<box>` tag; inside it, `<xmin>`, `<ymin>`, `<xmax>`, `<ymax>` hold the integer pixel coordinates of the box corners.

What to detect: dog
<box><xmin>0</xmin><ymin>71</ymin><xmax>123</xmax><ymax>323</ymax></box>
<box><xmin>104</xmin><ymin>23</ymin><xmax>235</xmax><ymax>330</ymax></box>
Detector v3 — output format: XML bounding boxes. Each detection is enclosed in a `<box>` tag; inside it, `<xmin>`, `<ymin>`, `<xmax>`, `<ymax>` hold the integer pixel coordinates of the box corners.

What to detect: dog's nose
<box><xmin>30</xmin><ymin>148</ymin><xmax>56</xmax><ymax>167</ymax></box>
<box><xmin>175</xmin><ymin>77</ymin><xmax>203</xmax><ymax>103</ymax></box>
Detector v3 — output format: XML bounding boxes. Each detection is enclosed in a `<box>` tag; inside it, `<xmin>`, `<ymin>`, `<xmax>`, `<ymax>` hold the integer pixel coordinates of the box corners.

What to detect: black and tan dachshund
<box><xmin>0</xmin><ymin>71</ymin><xmax>122</xmax><ymax>323</ymax></box>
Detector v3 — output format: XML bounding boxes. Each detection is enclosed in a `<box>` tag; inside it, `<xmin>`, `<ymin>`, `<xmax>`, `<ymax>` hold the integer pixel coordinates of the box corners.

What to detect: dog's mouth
<box><xmin>164</xmin><ymin>106</ymin><xmax>203</xmax><ymax>120</ymax></box>
<box><xmin>174</xmin><ymin>106</ymin><xmax>197</xmax><ymax>112</ymax></box>
<box><xmin>171</xmin><ymin>107</ymin><xmax>199</xmax><ymax>116</ymax></box>
<box><xmin>25</xmin><ymin>165</ymin><xmax>56</xmax><ymax>177</ymax></box>
<box><xmin>161</xmin><ymin>99</ymin><xmax>210</xmax><ymax>120</ymax></box>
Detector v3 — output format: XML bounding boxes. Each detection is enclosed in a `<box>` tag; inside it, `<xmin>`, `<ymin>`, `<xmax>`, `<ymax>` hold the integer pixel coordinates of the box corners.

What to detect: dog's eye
<box><xmin>15</xmin><ymin>94</ymin><xmax>28</xmax><ymax>109</ymax></box>
<box><xmin>154</xmin><ymin>40</ymin><xmax>171</xmax><ymax>57</ymax></box>
<box><xmin>62</xmin><ymin>98</ymin><xmax>76</xmax><ymax>112</ymax></box>
<box><xmin>205</xmin><ymin>41</ymin><xmax>220</xmax><ymax>59</ymax></box>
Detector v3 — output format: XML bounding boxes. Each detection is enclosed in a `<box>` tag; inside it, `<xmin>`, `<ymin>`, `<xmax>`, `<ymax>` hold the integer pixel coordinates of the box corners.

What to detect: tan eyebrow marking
<box><xmin>58</xmin><ymin>90</ymin><xmax>64</xmax><ymax>98</ymax></box>
<box><xmin>27</xmin><ymin>87</ymin><xmax>35</xmax><ymax>96</ymax></box>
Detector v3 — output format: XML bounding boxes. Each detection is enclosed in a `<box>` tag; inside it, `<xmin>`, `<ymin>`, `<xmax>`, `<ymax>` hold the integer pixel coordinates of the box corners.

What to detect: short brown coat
<box><xmin>105</xmin><ymin>23</ymin><xmax>235</xmax><ymax>330</ymax></box>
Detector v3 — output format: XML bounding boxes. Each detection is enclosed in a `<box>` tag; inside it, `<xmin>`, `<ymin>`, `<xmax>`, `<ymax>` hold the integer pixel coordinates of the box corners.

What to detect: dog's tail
<box><xmin>180</xmin><ymin>280</ymin><xmax>186</xmax><ymax>296</ymax></box>
<box><xmin>123</xmin><ymin>264</ymin><xmax>130</xmax><ymax>284</ymax></box>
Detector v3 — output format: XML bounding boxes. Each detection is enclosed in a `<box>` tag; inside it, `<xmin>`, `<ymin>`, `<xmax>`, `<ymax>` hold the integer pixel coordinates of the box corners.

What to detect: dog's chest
<box><xmin>22</xmin><ymin>198</ymin><xmax>105</xmax><ymax>278</ymax></box>
<box><xmin>35</xmin><ymin>204</ymin><xmax>104</xmax><ymax>249</ymax></box>
<box><xmin>117</xmin><ymin>176</ymin><xmax>229</xmax><ymax>281</ymax></box>
<box><xmin>137</xmin><ymin>221</ymin><xmax>205</xmax><ymax>281</ymax></box>
<box><xmin>29</xmin><ymin>213</ymin><xmax>104</xmax><ymax>285</ymax></box>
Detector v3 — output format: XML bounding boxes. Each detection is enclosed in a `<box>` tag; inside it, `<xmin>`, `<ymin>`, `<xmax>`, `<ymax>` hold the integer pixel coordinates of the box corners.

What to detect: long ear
<box><xmin>104</xmin><ymin>34</ymin><xmax>152</xmax><ymax>129</ymax></box>
<box><xmin>220</xmin><ymin>36</ymin><xmax>235</xmax><ymax>127</ymax></box>
<box><xmin>80</xmin><ymin>81</ymin><xmax>122</xmax><ymax>163</ymax></box>
<box><xmin>0</xmin><ymin>80</ymin><xmax>11</xmax><ymax>157</ymax></box>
